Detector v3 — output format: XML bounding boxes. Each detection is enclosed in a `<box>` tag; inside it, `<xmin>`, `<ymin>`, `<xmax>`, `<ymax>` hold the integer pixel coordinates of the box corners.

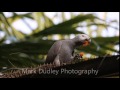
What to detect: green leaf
<box><xmin>37</xmin><ymin>27</ymin><xmax>84</xmax><ymax>35</ymax></box>
<box><xmin>0</xmin><ymin>37</ymin><xmax>118</xmax><ymax>56</ymax></box>
<box><xmin>31</xmin><ymin>14</ymin><xmax>97</xmax><ymax>37</ymax></box>
<box><xmin>0</xmin><ymin>35</ymin><xmax>6</xmax><ymax>44</ymax></box>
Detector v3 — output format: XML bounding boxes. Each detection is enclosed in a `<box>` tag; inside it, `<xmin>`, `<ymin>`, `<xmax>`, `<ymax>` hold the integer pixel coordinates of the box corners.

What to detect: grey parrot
<box><xmin>45</xmin><ymin>34</ymin><xmax>91</xmax><ymax>66</ymax></box>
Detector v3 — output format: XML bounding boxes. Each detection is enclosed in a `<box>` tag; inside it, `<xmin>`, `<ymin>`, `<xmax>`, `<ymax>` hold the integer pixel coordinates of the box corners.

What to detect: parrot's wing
<box><xmin>53</xmin><ymin>55</ymin><xmax>60</xmax><ymax>66</ymax></box>
<box><xmin>45</xmin><ymin>41</ymin><xmax>62</xmax><ymax>64</ymax></box>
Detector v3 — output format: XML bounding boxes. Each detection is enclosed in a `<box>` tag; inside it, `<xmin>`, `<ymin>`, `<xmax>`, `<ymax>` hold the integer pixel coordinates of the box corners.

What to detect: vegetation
<box><xmin>0</xmin><ymin>12</ymin><xmax>119</xmax><ymax>69</ymax></box>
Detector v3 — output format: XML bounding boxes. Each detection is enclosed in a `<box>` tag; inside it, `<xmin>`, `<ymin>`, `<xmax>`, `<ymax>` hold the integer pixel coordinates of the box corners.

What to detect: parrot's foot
<box><xmin>73</xmin><ymin>53</ymin><xmax>83</xmax><ymax>63</ymax></box>
<box><xmin>74</xmin><ymin>53</ymin><xmax>82</xmax><ymax>60</ymax></box>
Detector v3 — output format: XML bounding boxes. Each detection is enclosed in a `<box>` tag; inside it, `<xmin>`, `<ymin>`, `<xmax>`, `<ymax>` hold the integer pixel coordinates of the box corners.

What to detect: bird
<box><xmin>45</xmin><ymin>34</ymin><xmax>91</xmax><ymax>66</ymax></box>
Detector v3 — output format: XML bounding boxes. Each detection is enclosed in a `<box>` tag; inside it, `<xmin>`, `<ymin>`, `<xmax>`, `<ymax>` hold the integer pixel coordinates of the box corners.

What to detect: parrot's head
<box><xmin>73</xmin><ymin>34</ymin><xmax>91</xmax><ymax>46</ymax></box>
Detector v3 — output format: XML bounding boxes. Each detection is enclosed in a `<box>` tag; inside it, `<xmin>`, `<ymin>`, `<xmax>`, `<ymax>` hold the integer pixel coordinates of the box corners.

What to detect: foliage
<box><xmin>0</xmin><ymin>12</ymin><xmax>119</xmax><ymax>68</ymax></box>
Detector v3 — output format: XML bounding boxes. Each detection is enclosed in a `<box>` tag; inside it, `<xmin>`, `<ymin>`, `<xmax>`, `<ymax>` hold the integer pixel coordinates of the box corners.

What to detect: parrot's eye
<box><xmin>82</xmin><ymin>35</ymin><xmax>85</xmax><ymax>37</ymax></box>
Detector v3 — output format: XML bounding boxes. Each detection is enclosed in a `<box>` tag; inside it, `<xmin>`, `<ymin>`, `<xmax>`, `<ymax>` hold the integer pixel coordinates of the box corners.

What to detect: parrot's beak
<box><xmin>82</xmin><ymin>39</ymin><xmax>91</xmax><ymax>46</ymax></box>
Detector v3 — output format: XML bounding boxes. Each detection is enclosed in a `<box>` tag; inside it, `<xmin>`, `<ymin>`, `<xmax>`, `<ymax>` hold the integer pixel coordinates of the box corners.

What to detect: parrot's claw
<box><xmin>74</xmin><ymin>54</ymin><xmax>82</xmax><ymax>60</ymax></box>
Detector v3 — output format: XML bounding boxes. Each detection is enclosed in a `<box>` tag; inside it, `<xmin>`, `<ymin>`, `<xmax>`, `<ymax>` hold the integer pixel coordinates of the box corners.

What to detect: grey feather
<box><xmin>45</xmin><ymin>34</ymin><xmax>91</xmax><ymax>66</ymax></box>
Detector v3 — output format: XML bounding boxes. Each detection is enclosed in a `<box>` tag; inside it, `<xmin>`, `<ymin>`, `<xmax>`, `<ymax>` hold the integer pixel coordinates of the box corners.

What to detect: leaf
<box><xmin>37</xmin><ymin>27</ymin><xmax>84</xmax><ymax>35</ymax></box>
<box><xmin>7</xmin><ymin>12</ymin><xmax>33</xmax><ymax>23</ymax></box>
<box><xmin>0</xmin><ymin>37</ymin><xmax>118</xmax><ymax>56</ymax></box>
<box><xmin>0</xmin><ymin>35</ymin><xmax>6</xmax><ymax>44</ymax></box>
<box><xmin>32</xmin><ymin>12</ymin><xmax>54</xmax><ymax>31</ymax></box>
<box><xmin>61</xmin><ymin>12</ymin><xmax>66</xmax><ymax>21</ymax></box>
<box><xmin>31</xmin><ymin>14</ymin><xmax>97</xmax><ymax>37</ymax></box>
